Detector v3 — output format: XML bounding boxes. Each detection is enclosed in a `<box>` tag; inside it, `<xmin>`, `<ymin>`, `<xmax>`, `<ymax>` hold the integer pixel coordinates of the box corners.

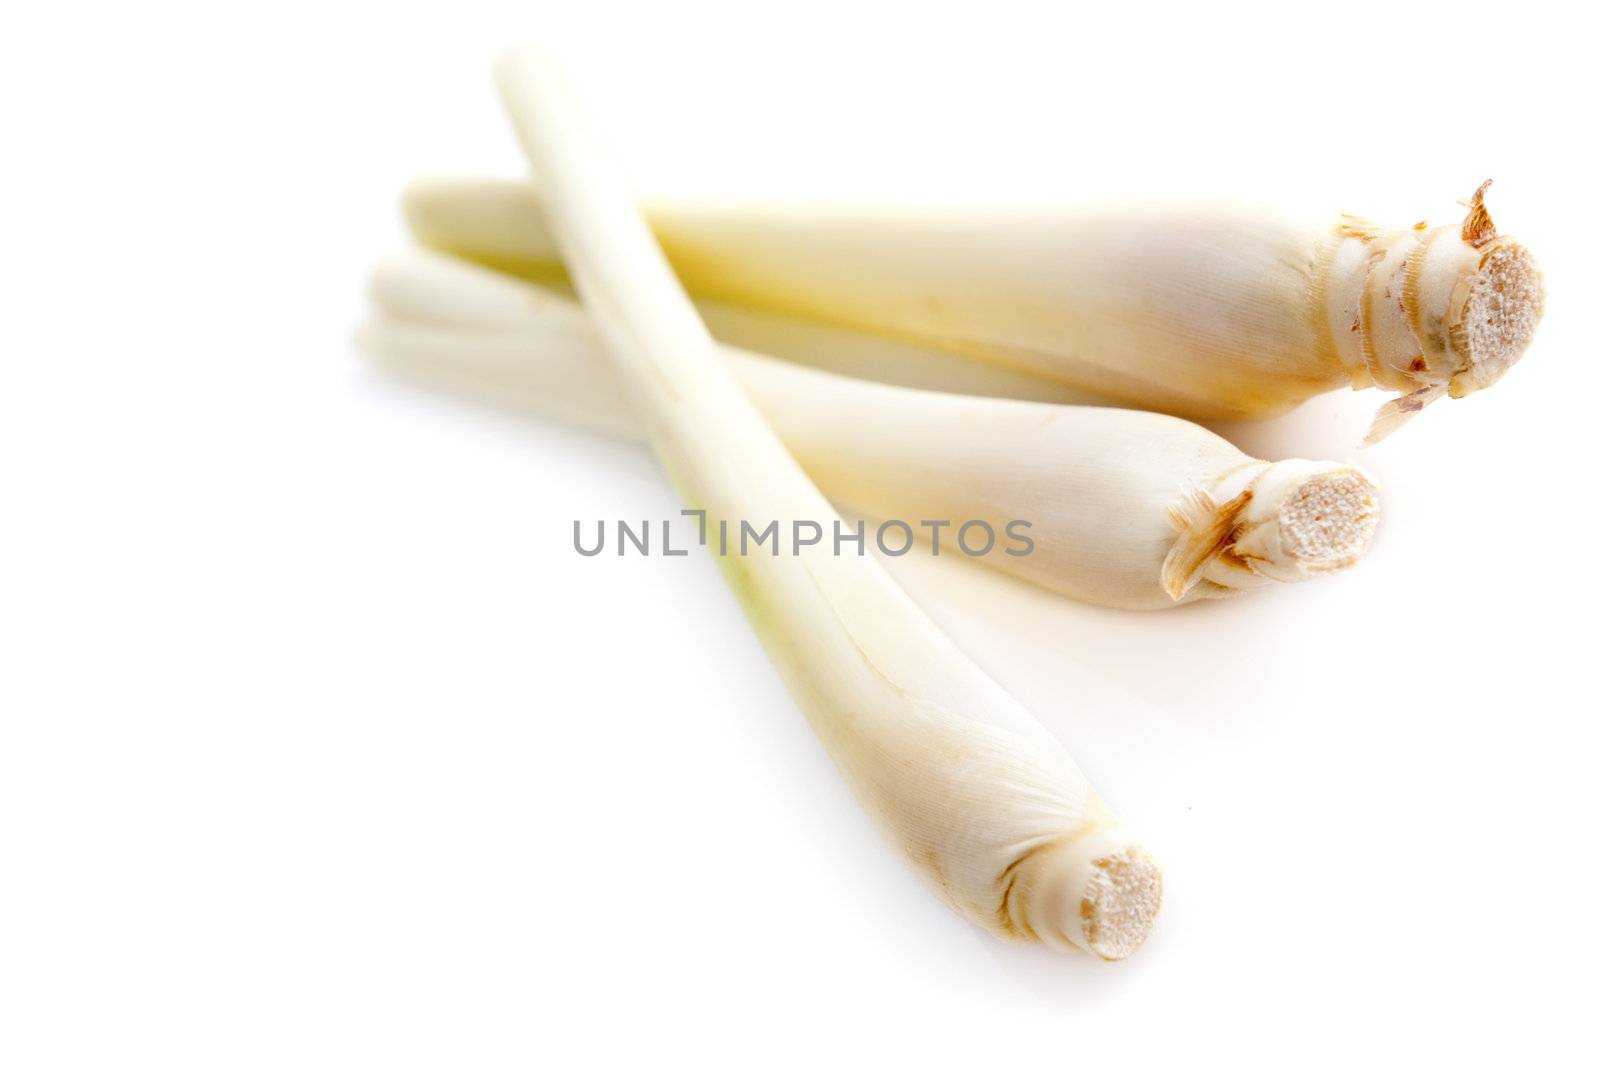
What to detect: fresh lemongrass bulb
<box><xmin>364</xmin><ymin>249</ymin><xmax>1380</xmax><ymax>609</ymax></box>
<box><xmin>404</xmin><ymin>175</ymin><xmax>1545</xmax><ymax>442</ymax></box>
<box><xmin>493</xmin><ymin>49</ymin><xmax>1161</xmax><ymax>958</ymax></box>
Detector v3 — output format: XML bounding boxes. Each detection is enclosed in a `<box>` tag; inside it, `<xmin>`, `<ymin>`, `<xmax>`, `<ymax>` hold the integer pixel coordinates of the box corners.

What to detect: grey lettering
<box><xmin>741</xmin><ymin>519</ymin><xmax>780</xmax><ymax>555</ymax></box>
<box><xmin>958</xmin><ymin>519</ymin><xmax>996</xmax><ymax>556</ymax></box>
<box><xmin>792</xmin><ymin>520</ymin><xmax>823</xmax><ymax>554</ymax></box>
<box><xmin>835</xmin><ymin>520</ymin><xmax>866</xmax><ymax>555</ymax></box>
<box><xmin>574</xmin><ymin>520</ymin><xmax>605</xmax><ymax>557</ymax></box>
<box><xmin>618</xmin><ymin>519</ymin><xmax>649</xmax><ymax>556</ymax></box>
<box><xmin>876</xmin><ymin>519</ymin><xmax>914</xmax><ymax>556</ymax></box>
<box><xmin>1005</xmin><ymin>519</ymin><xmax>1035</xmax><ymax>557</ymax></box>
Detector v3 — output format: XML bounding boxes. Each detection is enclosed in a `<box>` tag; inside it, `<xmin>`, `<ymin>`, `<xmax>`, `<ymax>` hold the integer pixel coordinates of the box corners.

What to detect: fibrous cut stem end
<box><xmin>1076</xmin><ymin>846</ymin><xmax>1163</xmax><ymax>961</ymax></box>
<box><xmin>1449</xmin><ymin>240</ymin><xmax>1546</xmax><ymax>397</ymax></box>
<box><xmin>1167</xmin><ymin>461</ymin><xmax>1380</xmax><ymax>598</ymax></box>
<box><xmin>1276</xmin><ymin>467</ymin><xmax>1380</xmax><ymax>573</ymax></box>
<box><xmin>1011</xmin><ymin>830</ymin><xmax>1162</xmax><ymax>960</ymax></box>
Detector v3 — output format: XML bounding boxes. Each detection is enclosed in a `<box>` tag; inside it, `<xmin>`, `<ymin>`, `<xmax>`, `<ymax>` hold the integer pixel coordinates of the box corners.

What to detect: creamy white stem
<box><xmin>491</xmin><ymin>49</ymin><xmax>1161</xmax><ymax>957</ymax></box>
<box><xmin>404</xmin><ymin>176</ymin><xmax>1544</xmax><ymax>434</ymax></box>
<box><xmin>364</xmin><ymin>250</ymin><xmax>1380</xmax><ymax>610</ymax></box>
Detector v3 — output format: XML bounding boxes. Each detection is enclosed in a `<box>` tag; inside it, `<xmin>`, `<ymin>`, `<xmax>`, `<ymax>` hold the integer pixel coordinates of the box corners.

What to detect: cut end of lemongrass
<box><xmin>1331</xmin><ymin>182</ymin><xmax>1545</xmax><ymax>442</ymax></box>
<box><xmin>1357</xmin><ymin>235</ymin><xmax>1542</xmax><ymax>445</ymax></box>
<box><xmin>1010</xmin><ymin>830</ymin><xmax>1161</xmax><ymax>960</ymax></box>
<box><xmin>1239</xmin><ymin>461</ymin><xmax>1378</xmax><ymax>583</ymax></box>
<box><xmin>1077</xmin><ymin>847</ymin><xmax>1163</xmax><ymax>961</ymax></box>
<box><xmin>1448</xmin><ymin>240</ymin><xmax>1545</xmax><ymax>398</ymax></box>
<box><xmin>1275</xmin><ymin>467</ymin><xmax>1381</xmax><ymax>573</ymax></box>
<box><xmin>1180</xmin><ymin>460</ymin><xmax>1379</xmax><ymax>595</ymax></box>
<box><xmin>1165</xmin><ymin>461</ymin><xmax>1379</xmax><ymax>599</ymax></box>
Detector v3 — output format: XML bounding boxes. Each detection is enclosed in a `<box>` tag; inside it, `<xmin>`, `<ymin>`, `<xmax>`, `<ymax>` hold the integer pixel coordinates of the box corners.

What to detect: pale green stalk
<box><xmin>492</xmin><ymin>48</ymin><xmax>1162</xmax><ymax>958</ymax></box>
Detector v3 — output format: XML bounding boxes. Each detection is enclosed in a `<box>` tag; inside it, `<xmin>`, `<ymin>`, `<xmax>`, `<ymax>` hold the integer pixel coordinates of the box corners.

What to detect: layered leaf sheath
<box><xmin>404</xmin><ymin>177</ymin><xmax>1544</xmax><ymax>441</ymax></box>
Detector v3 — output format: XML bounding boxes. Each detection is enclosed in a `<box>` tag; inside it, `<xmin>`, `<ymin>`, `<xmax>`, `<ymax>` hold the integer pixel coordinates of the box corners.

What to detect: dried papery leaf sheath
<box><xmin>363</xmin><ymin>250</ymin><xmax>1380</xmax><ymax>610</ymax></box>
<box><xmin>403</xmin><ymin>176</ymin><xmax>1545</xmax><ymax>437</ymax></box>
<box><xmin>492</xmin><ymin>49</ymin><xmax>1160</xmax><ymax>957</ymax></box>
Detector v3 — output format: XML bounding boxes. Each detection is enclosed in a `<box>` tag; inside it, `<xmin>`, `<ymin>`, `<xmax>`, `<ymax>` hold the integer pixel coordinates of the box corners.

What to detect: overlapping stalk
<box><xmin>404</xmin><ymin>176</ymin><xmax>1544</xmax><ymax>442</ymax></box>
<box><xmin>490</xmin><ymin>49</ymin><xmax>1162</xmax><ymax>959</ymax></box>
<box><xmin>363</xmin><ymin>250</ymin><xmax>1379</xmax><ymax>609</ymax></box>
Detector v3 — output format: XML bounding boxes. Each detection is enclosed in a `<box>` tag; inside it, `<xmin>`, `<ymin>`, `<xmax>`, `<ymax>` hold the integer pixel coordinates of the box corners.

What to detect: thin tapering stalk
<box><xmin>492</xmin><ymin>48</ymin><xmax>1161</xmax><ymax>958</ymax></box>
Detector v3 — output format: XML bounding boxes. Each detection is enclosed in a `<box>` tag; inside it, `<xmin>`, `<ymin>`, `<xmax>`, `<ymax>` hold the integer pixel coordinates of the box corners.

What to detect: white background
<box><xmin>4</xmin><ymin>2</ymin><xmax>1597</xmax><ymax>1062</ymax></box>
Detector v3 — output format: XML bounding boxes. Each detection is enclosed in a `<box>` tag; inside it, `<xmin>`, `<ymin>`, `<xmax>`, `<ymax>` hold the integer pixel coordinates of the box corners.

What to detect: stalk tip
<box><xmin>1275</xmin><ymin>467</ymin><xmax>1380</xmax><ymax>572</ymax></box>
<box><xmin>1448</xmin><ymin>239</ymin><xmax>1546</xmax><ymax>398</ymax></box>
<box><xmin>1075</xmin><ymin>845</ymin><xmax>1162</xmax><ymax>961</ymax></box>
<box><xmin>1166</xmin><ymin>461</ymin><xmax>1379</xmax><ymax>598</ymax></box>
<box><xmin>1333</xmin><ymin>185</ymin><xmax>1545</xmax><ymax>439</ymax></box>
<box><xmin>1012</xmin><ymin>830</ymin><xmax>1162</xmax><ymax>960</ymax></box>
<box><xmin>1179</xmin><ymin>461</ymin><xmax>1379</xmax><ymax>595</ymax></box>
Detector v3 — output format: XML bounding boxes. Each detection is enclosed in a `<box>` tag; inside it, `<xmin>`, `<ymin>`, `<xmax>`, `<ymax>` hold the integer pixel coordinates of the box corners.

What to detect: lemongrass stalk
<box><xmin>493</xmin><ymin>49</ymin><xmax>1160</xmax><ymax>958</ymax></box>
<box><xmin>364</xmin><ymin>249</ymin><xmax>1380</xmax><ymax>609</ymax></box>
<box><xmin>404</xmin><ymin>175</ymin><xmax>1545</xmax><ymax>442</ymax></box>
